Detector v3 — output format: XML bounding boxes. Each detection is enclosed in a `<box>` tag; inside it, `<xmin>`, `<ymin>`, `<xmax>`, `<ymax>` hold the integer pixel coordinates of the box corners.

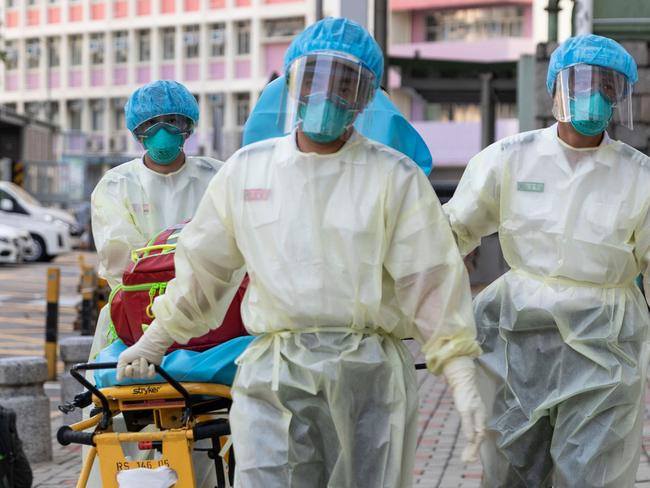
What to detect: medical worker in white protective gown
<box><xmin>116</xmin><ymin>17</ymin><xmax>487</xmax><ymax>487</ymax></box>
<box><xmin>87</xmin><ymin>79</ymin><xmax>222</xmax><ymax>488</ymax></box>
<box><xmin>444</xmin><ymin>34</ymin><xmax>650</xmax><ymax>487</ymax></box>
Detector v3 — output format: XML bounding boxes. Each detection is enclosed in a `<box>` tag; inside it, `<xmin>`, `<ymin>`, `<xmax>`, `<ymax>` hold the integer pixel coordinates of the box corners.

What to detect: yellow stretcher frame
<box><xmin>58</xmin><ymin>363</ymin><xmax>234</xmax><ymax>488</ymax></box>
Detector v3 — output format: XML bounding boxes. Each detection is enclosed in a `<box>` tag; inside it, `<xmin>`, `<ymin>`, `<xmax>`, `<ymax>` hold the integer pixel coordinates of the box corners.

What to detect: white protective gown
<box><xmin>86</xmin><ymin>155</ymin><xmax>222</xmax><ymax>488</ymax></box>
<box><xmin>148</xmin><ymin>131</ymin><xmax>481</xmax><ymax>487</ymax></box>
<box><xmin>444</xmin><ymin>124</ymin><xmax>650</xmax><ymax>488</ymax></box>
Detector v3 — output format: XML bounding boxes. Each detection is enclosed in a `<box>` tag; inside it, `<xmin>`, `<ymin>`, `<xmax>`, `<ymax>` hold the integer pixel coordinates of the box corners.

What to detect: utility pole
<box><xmin>374</xmin><ymin>0</ymin><xmax>388</xmax><ymax>89</ymax></box>
<box><xmin>546</xmin><ymin>0</ymin><xmax>562</xmax><ymax>42</ymax></box>
<box><xmin>573</xmin><ymin>0</ymin><xmax>593</xmax><ymax>35</ymax></box>
<box><xmin>316</xmin><ymin>0</ymin><xmax>323</xmax><ymax>21</ymax></box>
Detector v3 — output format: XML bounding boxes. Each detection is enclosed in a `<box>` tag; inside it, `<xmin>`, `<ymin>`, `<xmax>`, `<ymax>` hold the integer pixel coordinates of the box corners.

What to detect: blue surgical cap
<box><xmin>242</xmin><ymin>76</ymin><xmax>433</xmax><ymax>175</ymax></box>
<box><xmin>125</xmin><ymin>80</ymin><xmax>200</xmax><ymax>133</ymax></box>
<box><xmin>284</xmin><ymin>17</ymin><xmax>384</xmax><ymax>88</ymax></box>
<box><xmin>546</xmin><ymin>34</ymin><xmax>638</xmax><ymax>95</ymax></box>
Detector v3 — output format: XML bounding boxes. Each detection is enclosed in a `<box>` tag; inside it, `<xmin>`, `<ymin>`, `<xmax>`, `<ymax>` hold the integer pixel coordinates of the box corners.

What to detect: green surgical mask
<box><xmin>299</xmin><ymin>98</ymin><xmax>355</xmax><ymax>144</ymax></box>
<box><xmin>569</xmin><ymin>91</ymin><xmax>613</xmax><ymax>137</ymax></box>
<box><xmin>143</xmin><ymin>128</ymin><xmax>184</xmax><ymax>165</ymax></box>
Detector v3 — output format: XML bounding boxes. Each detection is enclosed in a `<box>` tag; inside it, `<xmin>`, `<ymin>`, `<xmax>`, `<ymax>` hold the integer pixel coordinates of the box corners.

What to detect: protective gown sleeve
<box><xmin>633</xmin><ymin>201</ymin><xmax>650</xmax><ymax>306</ymax></box>
<box><xmin>442</xmin><ymin>143</ymin><xmax>502</xmax><ymax>257</ymax></box>
<box><xmin>91</xmin><ymin>177</ymin><xmax>148</xmax><ymax>289</ymax></box>
<box><xmin>149</xmin><ymin>169</ymin><xmax>245</xmax><ymax>344</ymax></box>
<box><xmin>383</xmin><ymin>161</ymin><xmax>481</xmax><ymax>375</ymax></box>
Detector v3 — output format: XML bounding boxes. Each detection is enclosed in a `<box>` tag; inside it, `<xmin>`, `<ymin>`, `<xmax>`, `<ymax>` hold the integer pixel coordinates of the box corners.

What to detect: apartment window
<box><xmin>69</xmin><ymin>35</ymin><xmax>82</xmax><ymax>66</ymax></box>
<box><xmin>67</xmin><ymin>101</ymin><xmax>82</xmax><ymax>130</ymax></box>
<box><xmin>209</xmin><ymin>24</ymin><xmax>225</xmax><ymax>57</ymax></box>
<box><xmin>45</xmin><ymin>102</ymin><xmax>59</xmax><ymax>124</ymax></box>
<box><xmin>236</xmin><ymin>21</ymin><xmax>250</xmax><ymax>56</ymax></box>
<box><xmin>112</xmin><ymin>99</ymin><xmax>126</xmax><ymax>130</ymax></box>
<box><xmin>91</xmin><ymin>100</ymin><xmax>104</xmax><ymax>131</ymax></box>
<box><xmin>26</xmin><ymin>39</ymin><xmax>40</xmax><ymax>69</ymax></box>
<box><xmin>25</xmin><ymin>102</ymin><xmax>40</xmax><ymax>118</ymax></box>
<box><xmin>47</xmin><ymin>37</ymin><xmax>60</xmax><ymax>68</ymax></box>
<box><xmin>113</xmin><ymin>31</ymin><xmax>128</xmax><ymax>64</ymax></box>
<box><xmin>90</xmin><ymin>33</ymin><xmax>105</xmax><ymax>65</ymax></box>
<box><xmin>425</xmin><ymin>6</ymin><xmax>524</xmax><ymax>42</ymax></box>
<box><xmin>263</xmin><ymin>17</ymin><xmax>304</xmax><ymax>39</ymax></box>
<box><xmin>4</xmin><ymin>41</ymin><xmax>18</xmax><ymax>70</ymax></box>
<box><xmin>27</xmin><ymin>0</ymin><xmax>37</xmax><ymax>5</ymax></box>
<box><xmin>183</xmin><ymin>25</ymin><xmax>199</xmax><ymax>59</ymax></box>
<box><xmin>424</xmin><ymin>103</ymin><xmax>480</xmax><ymax>122</ymax></box>
<box><xmin>137</xmin><ymin>30</ymin><xmax>150</xmax><ymax>62</ymax></box>
<box><xmin>162</xmin><ymin>27</ymin><xmax>175</xmax><ymax>60</ymax></box>
<box><xmin>236</xmin><ymin>93</ymin><xmax>249</xmax><ymax>126</ymax></box>
<box><xmin>5</xmin><ymin>0</ymin><xmax>15</xmax><ymax>8</ymax></box>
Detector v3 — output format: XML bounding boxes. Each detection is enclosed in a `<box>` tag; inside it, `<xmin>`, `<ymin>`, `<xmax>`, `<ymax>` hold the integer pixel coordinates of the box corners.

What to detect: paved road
<box><xmin>1</xmin><ymin>252</ymin><xmax>650</xmax><ymax>486</ymax></box>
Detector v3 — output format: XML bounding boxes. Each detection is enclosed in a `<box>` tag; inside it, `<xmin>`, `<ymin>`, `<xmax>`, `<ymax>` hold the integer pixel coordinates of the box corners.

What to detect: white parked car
<box><xmin>0</xmin><ymin>224</ymin><xmax>21</xmax><ymax>264</ymax></box>
<box><xmin>0</xmin><ymin>181</ymin><xmax>79</xmax><ymax>261</ymax></box>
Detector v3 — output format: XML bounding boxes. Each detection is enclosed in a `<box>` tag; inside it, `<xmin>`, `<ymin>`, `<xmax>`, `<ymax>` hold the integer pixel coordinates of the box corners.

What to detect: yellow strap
<box><xmin>131</xmin><ymin>244</ymin><xmax>176</xmax><ymax>263</ymax></box>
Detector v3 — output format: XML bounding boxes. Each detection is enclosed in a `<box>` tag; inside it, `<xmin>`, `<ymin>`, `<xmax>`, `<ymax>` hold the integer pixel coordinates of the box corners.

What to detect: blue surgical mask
<box><xmin>143</xmin><ymin>128</ymin><xmax>184</xmax><ymax>165</ymax></box>
<box><xmin>569</xmin><ymin>92</ymin><xmax>613</xmax><ymax>136</ymax></box>
<box><xmin>299</xmin><ymin>98</ymin><xmax>355</xmax><ymax>144</ymax></box>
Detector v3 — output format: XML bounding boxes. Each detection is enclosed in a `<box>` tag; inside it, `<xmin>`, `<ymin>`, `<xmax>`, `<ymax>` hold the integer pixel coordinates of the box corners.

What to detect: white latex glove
<box><xmin>116</xmin><ymin>322</ymin><xmax>175</xmax><ymax>381</ymax></box>
<box><xmin>443</xmin><ymin>356</ymin><xmax>486</xmax><ymax>463</ymax></box>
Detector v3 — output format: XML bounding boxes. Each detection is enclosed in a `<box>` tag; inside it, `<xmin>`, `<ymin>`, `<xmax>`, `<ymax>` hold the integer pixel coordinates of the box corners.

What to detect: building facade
<box><xmin>388</xmin><ymin>0</ymin><xmax>536</xmax><ymax>171</ymax></box>
<box><xmin>0</xmin><ymin>0</ymin><xmax>314</xmax><ymax>161</ymax></box>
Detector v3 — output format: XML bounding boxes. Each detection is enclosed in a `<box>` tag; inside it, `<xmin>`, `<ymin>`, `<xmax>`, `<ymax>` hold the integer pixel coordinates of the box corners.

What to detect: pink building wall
<box><xmin>5</xmin><ymin>74</ymin><xmax>18</xmax><ymax>91</ymax></box>
<box><xmin>210</xmin><ymin>0</ymin><xmax>225</xmax><ymax>7</ymax></box>
<box><xmin>5</xmin><ymin>11</ymin><xmax>18</xmax><ymax>27</ymax></box>
<box><xmin>137</xmin><ymin>0</ymin><xmax>151</xmax><ymax>15</ymax></box>
<box><xmin>137</xmin><ymin>65</ymin><xmax>151</xmax><ymax>84</ymax></box>
<box><xmin>69</xmin><ymin>4</ymin><xmax>83</xmax><ymax>22</ymax></box>
<box><xmin>391</xmin><ymin>37</ymin><xmax>534</xmax><ymax>63</ymax></box>
<box><xmin>161</xmin><ymin>0</ymin><xmax>175</xmax><ymax>13</ymax></box>
<box><xmin>184</xmin><ymin>62</ymin><xmax>200</xmax><ymax>81</ymax></box>
<box><xmin>235</xmin><ymin>59</ymin><xmax>251</xmax><ymax>78</ymax></box>
<box><xmin>91</xmin><ymin>68</ymin><xmax>104</xmax><ymax>86</ymax></box>
<box><xmin>412</xmin><ymin>119</ymin><xmax>518</xmax><ymax>166</ymax></box>
<box><xmin>209</xmin><ymin>61</ymin><xmax>225</xmax><ymax>79</ymax></box>
<box><xmin>47</xmin><ymin>6</ymin><xmax>60</xmax><ymax>23</ymax></box>
<box><xmin>114</xmin><ymin>1</ymin><xmax>128</xmax><ymax>16</ymax></box>
<box><xmin>391</xmin><ymin>0</ymin><xmax>530</xmax><ymax>11</ymax></box>
<box><xmin>27</xmin><ymin>8</ymin><xmax>40</xmax><ymax>25</ymax></box>
<box><xmin>160</xmin><ymin>64</ymin><xmax>175</xmax><ymax>79</ymax></box>
<box><xmin>236</xmin><ymin>0</ymin><xmax>251</xmax><ymax>5</ymax></box>
<box><xmin>48</xmin><ymin>71</ymin><xmax>60</xmax><ymax>89</ymax></box>
<box><xmin>264</xmin><ymin>43</ymin><xmax>290</xmax><ymax>77</ymax></box>
<box><xmin>264</xmin><ymin>0</ymin><xmax>302</xmax><ymax>3</ymax></box>
<box><xmin>69</xmin><ymin>69</ymin><xmax>82</xmax><ymax>87</ymax></box>
<box><xmin>184</xmin><ymin>0</ymin><xmax>200</xmax><ymax>11</ymax></box>
<box><xmin>91</xmin><ymin>3</ymin><xmax>105</xmax><ymax>20</ymax></box>
<box><xmin>26</xmin><ymin>72</ymin><xmax>39</xmax><ymax>90</ymax></box>
<box><xmin>113</xmin><ymin>67</ymin><xmax>127</xmax><ymax>85</ymax></box>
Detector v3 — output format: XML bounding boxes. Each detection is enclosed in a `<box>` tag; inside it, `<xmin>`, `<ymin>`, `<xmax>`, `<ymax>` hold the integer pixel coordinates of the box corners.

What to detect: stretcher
<box><xmin>57</xmin><ymin>336</ymin><xmax>254</xmax><ymax>488</ymax></box>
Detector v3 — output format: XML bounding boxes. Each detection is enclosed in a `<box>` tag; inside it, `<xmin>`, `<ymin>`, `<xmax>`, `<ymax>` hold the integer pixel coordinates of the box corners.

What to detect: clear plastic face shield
<box><xmin>285</xmin><ymin>52</ymin><xmax>377</xmax><ymax>144</ymax></box>
<box><xmin>552</xmin><ymin>64</ymin><xmax>634</xmax><ymax>136</ymax></box>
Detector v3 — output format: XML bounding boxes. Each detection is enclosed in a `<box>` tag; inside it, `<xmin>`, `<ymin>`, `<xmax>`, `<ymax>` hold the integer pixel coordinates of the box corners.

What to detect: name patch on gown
<box><xmin>517</xmin><ymin>181</ymin><xmax>544</xmax><ymax>193</ymax></box>
<box><xmin>244</xmin><ymin>189</ymin><xmax>271</xmax><ymax>201</ymax></box>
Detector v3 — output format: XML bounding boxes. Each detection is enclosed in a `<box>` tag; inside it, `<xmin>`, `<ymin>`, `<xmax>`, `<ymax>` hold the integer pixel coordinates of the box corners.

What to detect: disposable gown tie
<box><xmin>443</xmin><ymin>124</ymin><xmax>650</xmax><ymax>488</ymax></box>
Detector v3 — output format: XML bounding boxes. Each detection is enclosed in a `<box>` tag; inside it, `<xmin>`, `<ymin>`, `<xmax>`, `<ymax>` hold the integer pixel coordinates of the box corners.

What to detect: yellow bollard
<box><xmin>45</xmin><ymin>267</ymin><xmax>60</xmax><ymax>381</ymax></box>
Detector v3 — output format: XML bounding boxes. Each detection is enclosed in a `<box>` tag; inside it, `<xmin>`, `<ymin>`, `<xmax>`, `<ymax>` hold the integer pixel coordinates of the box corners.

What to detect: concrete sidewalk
<box><xmin>31</xmin><ymin>369</ymin><xmax>650</xmax><ymax>487</ymax></box>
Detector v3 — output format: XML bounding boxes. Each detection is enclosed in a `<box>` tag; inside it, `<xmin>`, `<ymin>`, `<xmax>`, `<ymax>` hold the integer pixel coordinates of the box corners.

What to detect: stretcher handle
<box><xmin>70</xmin><ymin>362</ymin><xmax>194</xmax><ymax>424</ymax></box>
<box><xmin>57</xmin><ymin>425</ymin><xmax>95</xmax><ymax>446</ymax></box>
<box><xmin>193</xmin><ymin>419</ymin><xmax>230</xmax><ymax>441</ymax></box>
<box><xmin>415</xmin><ymin>363</ymin><xmax>426</xmax><ymax>370</ymax></box>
